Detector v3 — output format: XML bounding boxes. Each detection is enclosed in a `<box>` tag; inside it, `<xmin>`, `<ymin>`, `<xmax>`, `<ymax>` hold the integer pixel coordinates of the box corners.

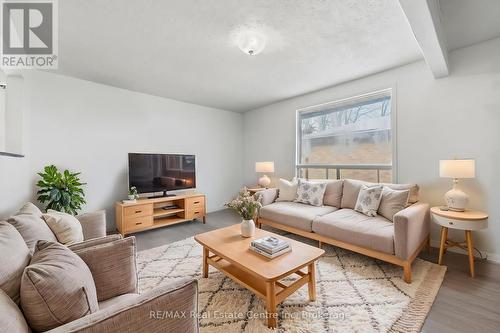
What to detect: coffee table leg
<box><xmin>308</xmin><ymin>263</ymin><xmax>316</xmax><ymax>301</ymax></box>
<box><xmin>203</xmin><ymin>247</ymin><xmax>209</xmax><ymax>278</ymax></box>
<box><xmin>266</xmin><ymin>281</ymin><xmax>277</xmax><ymax>329</ymax></box>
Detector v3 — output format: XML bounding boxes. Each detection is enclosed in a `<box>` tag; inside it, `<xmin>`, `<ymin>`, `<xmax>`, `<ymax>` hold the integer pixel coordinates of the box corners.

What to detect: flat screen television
<box><xmin>128</xmin><ymin>153</ymin><xmax>196</xmax><ymax>195</ymax></box>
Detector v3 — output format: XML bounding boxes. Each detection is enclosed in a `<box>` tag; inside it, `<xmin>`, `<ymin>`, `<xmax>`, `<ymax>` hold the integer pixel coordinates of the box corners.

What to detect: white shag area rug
<box><xmin>137</xmin><ymin>230</ymin><xmax>446</xmax><ymax>333</ymax></box>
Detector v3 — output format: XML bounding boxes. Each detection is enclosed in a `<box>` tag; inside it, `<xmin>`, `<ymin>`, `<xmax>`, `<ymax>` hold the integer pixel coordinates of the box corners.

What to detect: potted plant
<box><xmin>128</xmin><ymin>186</ymin><xmax>139</xmax><ymax>201</ymax></box>
<box><xmin>226</xmin><ymin>188</ymin><xmax>262</xmax><ymax>237</ymax></box>
<box><xmin>36</xmin><ymin>165</ymin><xmax>86</xmax><ymax>215</ymax></box>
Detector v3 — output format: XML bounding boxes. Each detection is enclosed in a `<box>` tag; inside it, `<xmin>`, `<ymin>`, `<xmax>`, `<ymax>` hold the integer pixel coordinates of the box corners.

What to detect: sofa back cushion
<box><xmin>321</xmin><ymin>179</ymin><xmax>343</xmax><ymax>208</ymax></box>
<box><xmin>341</xmin><ymin>179</ymin><xmax>419</xmax><ymax>209</ymax></box>
<box><xmin>20</xmin><ymin>240</ymin><xmax>99</xmax><ymax>332</ymax></box>
<box><xmin>0</xmin><ymin>289</ymin><xmax>30</xmax><ymax>333</ymax></box>
<box><xmin>7</xmin><ymin>203</ymin><xmax>58</xmax><ymax>253</ymax></box>
<box><xmin>73</xmin><ymin>237</ymin><xmax>137</xmax><ymax>301</ymax></box>
<box><xmin>0</xmin><ymin>222</ymin><xmax>31</xmax><ymax>304</ymax></box>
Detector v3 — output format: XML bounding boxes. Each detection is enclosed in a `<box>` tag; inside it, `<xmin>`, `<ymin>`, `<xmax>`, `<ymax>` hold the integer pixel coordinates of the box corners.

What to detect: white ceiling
<box><xmin>440</xmin><ymin>0</ymin><xmax>500</xmax><ymax>51</ymax></box>
<box><xmin>55</xmin><ymin>0</ymin><xmax>500</xmax><ymax>112</ymax></box>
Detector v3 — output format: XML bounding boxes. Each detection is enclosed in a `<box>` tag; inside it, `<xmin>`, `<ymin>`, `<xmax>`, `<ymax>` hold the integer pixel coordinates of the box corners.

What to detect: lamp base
<box><xmin>258</xmin><ymin>174</ymin><xmax>271</xmax><ymax>188</ymax></box>
<box><xmin>444</xmin><ymin>181</ymin><xmax>469</xmax><ymax>212</ymax></box>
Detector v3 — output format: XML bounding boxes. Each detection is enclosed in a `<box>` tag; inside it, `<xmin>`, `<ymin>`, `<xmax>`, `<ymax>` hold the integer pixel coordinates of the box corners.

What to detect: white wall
<box><xmin>0</xmin><ymin>71</ymin><xmax>243</xmax><ymax>230</ymax></box>
<box><xmin>243</xmin><ymin>38</ymin><xmax>500</xmax><ymax>260</ymax></box>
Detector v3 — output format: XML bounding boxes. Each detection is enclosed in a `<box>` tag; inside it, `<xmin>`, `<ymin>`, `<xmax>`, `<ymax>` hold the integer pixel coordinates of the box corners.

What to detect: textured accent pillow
<box><xmin>0</xmin><ymin>289</ymin><xmax>30</xmax><ymax>333</ymax></box>
<box><xmin>0</xmin><ymin>222</ymin><xmax>31</xmax><ymax>304</ymax></box>
<box><xmin>20</xmin><ymin>240</ymin><xmax>99</xmax><ymax>332</ymax></box>
<box><xmin>276</xmin><ymin>178</ymin><xmax>298</xmax><ymax>202</ymax></box>
<box><xmin>73</xmin><ymin>237</ymin><xmax>137</xmax><ymax>301</ymax></box>
<box><xmin>43</xmin><ymin>210</ymin><xmax>84</xmax><ymax>245</ymax></box>
<box><xmin>294</xmin><ymin>179</ymin><xmax>327</xmax><ymax>207</ymax></box>
<box><xmin>378</xmin><ymin>186</ymin><xmax>410</xmax><ymax>221</ymax></box>
<box><xmin>7</xmin><ymin>205</ymin><xmax>58</xmax><ymax>253</ymax></box>
<box><xmin>354</xmin><ymin>185</ymin><xmax>383</xmax><ymax>217</ymax></box>
<box><xmin>309</xmin><ymin>179</ymin><xmax>344</xmax><ymax>207</ymax></box>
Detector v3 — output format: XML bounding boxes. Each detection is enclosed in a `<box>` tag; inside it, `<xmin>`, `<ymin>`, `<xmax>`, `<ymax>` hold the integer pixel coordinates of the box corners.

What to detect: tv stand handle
<box><xmin>135</xmin><ymin>210</ymin><xmax>142</xmax><ymax>214</ymax></box>
<box><xmin>193</xmin><ymin>201</ymin><xmax>200</xmax><ymax>204</ymax></box>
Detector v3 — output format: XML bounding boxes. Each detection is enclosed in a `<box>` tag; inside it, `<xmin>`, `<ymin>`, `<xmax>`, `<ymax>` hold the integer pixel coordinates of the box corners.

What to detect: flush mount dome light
<box><xmin>234</xmin><ymin>30</ymin><xmax>267</xmax><ymax>56</ymax></box>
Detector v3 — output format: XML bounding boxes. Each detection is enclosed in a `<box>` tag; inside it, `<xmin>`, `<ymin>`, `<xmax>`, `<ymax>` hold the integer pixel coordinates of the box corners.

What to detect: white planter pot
<box><xmin>240</xmin><ymin>219</ymin><xmax>255</xmax><ymax>237</ymax></box>
<box><xmin>128</xmin><ymin>195</ymin><xmax>136</xmax><ymax>200</ymax></box>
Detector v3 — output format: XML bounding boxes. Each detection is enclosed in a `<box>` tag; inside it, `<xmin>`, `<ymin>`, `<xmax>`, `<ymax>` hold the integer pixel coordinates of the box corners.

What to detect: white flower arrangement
<box><xmin>226</xmin><ymin>187</ymin><xmax>262</xmax><ymax>220</ymax></box>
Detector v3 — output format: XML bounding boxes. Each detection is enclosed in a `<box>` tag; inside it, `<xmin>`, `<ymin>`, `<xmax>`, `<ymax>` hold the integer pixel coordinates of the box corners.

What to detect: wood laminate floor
<box><xmin>134</xmin><ymin>209</ymin><xmax>500</xmax><ymax>333</ymax></box>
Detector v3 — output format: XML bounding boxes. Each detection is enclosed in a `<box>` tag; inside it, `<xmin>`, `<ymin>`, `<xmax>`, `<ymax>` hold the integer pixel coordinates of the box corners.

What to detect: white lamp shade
<box><xmin>255</xmin><ymin>161</ymin><xmax>274</xmax><ymax>173</ymax></box>
<box><xmin>439</xmin><ymin>159</ymin><xmax>475</xmax><ymax>179</ymax></box>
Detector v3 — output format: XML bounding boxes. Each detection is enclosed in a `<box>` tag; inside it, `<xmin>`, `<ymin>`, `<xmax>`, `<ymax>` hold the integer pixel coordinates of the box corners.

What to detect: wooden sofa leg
<box><xmin>318</xmin><ymin>241</ymin><xmax>322</xmax><ymax>249</ymax></box>
<box><xmin>403</xmin><ymin>262</ymin><xmax>412</xmax><ymax>283</ymax></box>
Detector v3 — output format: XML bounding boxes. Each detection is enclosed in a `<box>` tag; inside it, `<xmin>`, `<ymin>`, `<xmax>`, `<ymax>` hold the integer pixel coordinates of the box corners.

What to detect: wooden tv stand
<box><xmin>115</xmin><ymin>193</ymin><xmax>206</xmax><ymax>236</ymax></box>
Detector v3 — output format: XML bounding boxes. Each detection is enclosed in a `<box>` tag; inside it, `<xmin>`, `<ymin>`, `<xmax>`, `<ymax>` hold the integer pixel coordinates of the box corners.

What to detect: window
<box><xmin>296</xmin><ymin>89</ymin><xmax>395</xmax><ymax>183</ymax></box>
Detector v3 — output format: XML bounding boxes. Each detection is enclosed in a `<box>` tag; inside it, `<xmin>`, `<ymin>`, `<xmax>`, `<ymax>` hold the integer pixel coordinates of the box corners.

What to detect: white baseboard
<box><xmin>430</xmin><ymin>240</ymin><xmax>500</xmax><ymax>264</ymax></box>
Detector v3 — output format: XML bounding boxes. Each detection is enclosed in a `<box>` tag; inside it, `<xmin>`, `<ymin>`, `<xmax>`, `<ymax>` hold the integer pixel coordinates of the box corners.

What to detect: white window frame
<box><xmin>295</xmin><ymin>87</ymin><xmax>398</xmax><ymax>182</ymax></box>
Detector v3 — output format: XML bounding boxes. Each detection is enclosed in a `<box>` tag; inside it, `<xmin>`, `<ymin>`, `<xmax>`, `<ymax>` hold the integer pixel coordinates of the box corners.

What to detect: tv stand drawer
<box><xmin>124</xmin><ymin>204</ymin><xmax>152</xmax><ymax>219</ymax></box>
<box><xmin>186</xmin><ymin>210</ymin><xmax>204</xmax><ymax>220</ymax></box>
<box><xmin>124</xmin><ymin>216</ymin><xmax>153</xmax><ymax>232</ymax></box>
<box><xmin>186</xmin><ymin>196</ymin><xmax>205</xmax><ymax>209</ymax></box>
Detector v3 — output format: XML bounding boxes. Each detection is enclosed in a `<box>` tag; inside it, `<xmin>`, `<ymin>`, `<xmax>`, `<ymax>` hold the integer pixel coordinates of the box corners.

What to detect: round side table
<box><xmin>430</xmin><ymin>206</ymin><xmax>488</xmax><ymax>277</ymax></box>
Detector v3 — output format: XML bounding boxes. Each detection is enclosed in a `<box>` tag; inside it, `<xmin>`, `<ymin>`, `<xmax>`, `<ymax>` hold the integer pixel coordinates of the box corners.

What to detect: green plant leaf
<box><xmin>36</xmin><ymin>165</ymin><xmax>86</xmax><ymax>215</ymax></box>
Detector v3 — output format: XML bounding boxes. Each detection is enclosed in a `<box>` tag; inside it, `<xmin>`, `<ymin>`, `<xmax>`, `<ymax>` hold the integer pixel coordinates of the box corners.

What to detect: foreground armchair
<box><xmin>47</xmin><ymin>280</ymin><xmax>198</xmax><ymax>333</ymax></box>
<box><xmin>0</xmin><ymin>221</ymin><xmax>199</xmax><ymax>333</ymax></box>
<box><xmin>49</xmin><ymin>235</ymin><xmax>199</xmax><ymax>333</ymax></box>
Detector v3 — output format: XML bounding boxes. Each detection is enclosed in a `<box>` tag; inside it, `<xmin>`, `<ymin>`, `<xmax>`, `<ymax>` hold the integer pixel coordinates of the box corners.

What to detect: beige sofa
<box><xmin>0</xmin><ymin>203</ymin><xmax>198</xmax><ymax>333</ymax></box>
<box><xmin>256</xmin><ymin>179</ymin><xmax>430</xmax><ymax>283</ymax></box>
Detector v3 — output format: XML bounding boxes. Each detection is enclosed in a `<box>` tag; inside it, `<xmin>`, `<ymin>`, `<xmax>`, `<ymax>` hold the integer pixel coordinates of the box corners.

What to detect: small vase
<box><xmin>128</xmin><ymin>195</ymin><xmax>135</xmax><ymax>200</ymax></box>
<box><xmin>240</xmin><ymin>219</ymin><xmax>255</xmax><ymax>237</ymax></box>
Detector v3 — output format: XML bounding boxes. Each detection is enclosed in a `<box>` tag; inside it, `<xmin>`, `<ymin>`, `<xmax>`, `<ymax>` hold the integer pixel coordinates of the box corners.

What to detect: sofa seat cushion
<box><xmin>98</xmin><ymin>293</ymin><xmax>140</xmax><ymax>310</ymax></box>
<box><xmin>312</xmin><ymin>209</ymin><xmax>395</xmax><ymax>254</ymax></box>
<box><xmin>260</xmin><ymin>202</ymin><xmax>337</xmax><ymax>232</ymax></box>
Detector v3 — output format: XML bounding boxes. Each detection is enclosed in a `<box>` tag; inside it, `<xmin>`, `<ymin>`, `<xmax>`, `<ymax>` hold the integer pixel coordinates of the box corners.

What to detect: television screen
<box><xmin>128</xmin><ymin>153</ymin><xmax>196</xmax><ymax>194</ymax></box>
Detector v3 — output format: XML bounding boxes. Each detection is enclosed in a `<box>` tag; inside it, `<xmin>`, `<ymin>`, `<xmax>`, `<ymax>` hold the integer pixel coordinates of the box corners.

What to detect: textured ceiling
<box><xmin>54</xmin><ymin>0</ymin><xmax>499</xmax><ymax>112</ymax></box>
<box><xmin>440</xmin><ymin>0</ymin><xmax>500</xmax><ymax>51</ymax></box>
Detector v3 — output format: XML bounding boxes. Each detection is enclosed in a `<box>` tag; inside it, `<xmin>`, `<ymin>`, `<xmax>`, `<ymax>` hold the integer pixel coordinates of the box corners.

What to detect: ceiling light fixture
<box><xmin>236</xmin><ymin>30</ymin><xmax>267</xmax><ymax>56</ymax></box>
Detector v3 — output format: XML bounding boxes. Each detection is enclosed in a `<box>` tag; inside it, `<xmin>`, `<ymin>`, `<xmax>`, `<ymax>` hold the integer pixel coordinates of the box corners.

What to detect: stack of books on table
<box><xmin>250</xmin><ymin>236</ymin><xmax>291</xmax><ymax>259</ymax></box>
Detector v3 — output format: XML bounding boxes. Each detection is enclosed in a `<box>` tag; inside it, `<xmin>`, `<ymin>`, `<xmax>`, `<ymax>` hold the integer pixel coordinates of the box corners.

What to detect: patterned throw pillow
<box><xmin>294</xmin><ymin>179</ymin><xmax>327</xmax><ymax>207</ymax></box>
<box><xmin>354</xmin><ymin>185</ymin><xmax>383</xmax><ymax>217</ymax></box>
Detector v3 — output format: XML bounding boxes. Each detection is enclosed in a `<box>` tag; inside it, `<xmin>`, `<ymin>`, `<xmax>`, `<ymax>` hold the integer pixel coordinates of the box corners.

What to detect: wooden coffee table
<box><xmin>194</xmin><ymin>224</ymin><xmax>324</xmax><ymax>328</ymax></box>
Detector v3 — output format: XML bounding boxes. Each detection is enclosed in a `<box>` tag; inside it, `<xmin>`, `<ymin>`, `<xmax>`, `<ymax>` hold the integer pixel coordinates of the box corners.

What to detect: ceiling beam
<box><xmin>399</xmin><ymin>0</ymin><xmax>449</xmax><ymax>78</ymax></box>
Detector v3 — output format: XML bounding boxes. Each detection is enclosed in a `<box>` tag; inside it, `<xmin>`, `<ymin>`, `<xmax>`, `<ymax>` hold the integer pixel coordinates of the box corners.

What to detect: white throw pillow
<box><xmin>294</xmin><ymin>179</ymin><xmax>327</xmax><ymax>207</ymax></box>
<box><xmin>42</xmin><ymin>210</ymin><xmax>84</xmax><ymax>245</ymax></box>
<box><xmin>276</xmin><ymin>178</ymin><xmax>298</xmax><ymax>202</ymax></box>
<box><xmin>354</xmin><ymin>185</ymin><xmax>383</xmax><ymax>217</ymax></box>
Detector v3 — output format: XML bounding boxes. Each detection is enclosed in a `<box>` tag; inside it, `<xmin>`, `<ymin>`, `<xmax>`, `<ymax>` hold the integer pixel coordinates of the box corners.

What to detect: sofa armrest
<box><xmin>68</xmin><ymin>234</ymin><xmax>122</xmax><ymax>252</ymax></box>
<box><xmin>76</xmin><ymin>210</ymin><xmax>107</xmax><ymax>240</ymax></box>
<box><xmin>72</xmin><ymin>236</ymin><xmax>137</xmax><ymax>301</ymax></box>
<box><xmin>46</xmin><ymin>279</ymin><xmax>199</xmax><ymax>333</ymax></box>
<box><xmin>393</xmin><ymin>203</ymin><xmax>430</xmax><ymax>260</ymax></box>
<box><xmin>254</xmin><ymin>188</ymin><xmax>278</xmax><ymax>206</ymax></box>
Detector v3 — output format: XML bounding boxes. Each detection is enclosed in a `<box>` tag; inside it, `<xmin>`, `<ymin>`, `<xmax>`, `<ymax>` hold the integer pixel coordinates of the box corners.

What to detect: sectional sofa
<box><xmin>256</xmin><ymin>179</ymin><xmax>430</xmax><ymax>283</ymax></box>
<box><xmin>0</xmin><ymin>203</ymin><xmax>198</xmax><ymax>333</ymax></box>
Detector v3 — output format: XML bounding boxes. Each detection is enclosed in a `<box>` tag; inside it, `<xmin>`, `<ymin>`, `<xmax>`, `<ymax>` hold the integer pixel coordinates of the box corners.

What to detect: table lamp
<box><xmin>255</xmin><ymin>161</ymin><xmax>274</xmax><ymax>188</ymax></box>
<box><xmin>439</xmin><ymin>159</ymin><xmax>475</xmax><ymax>211</ymax></box>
